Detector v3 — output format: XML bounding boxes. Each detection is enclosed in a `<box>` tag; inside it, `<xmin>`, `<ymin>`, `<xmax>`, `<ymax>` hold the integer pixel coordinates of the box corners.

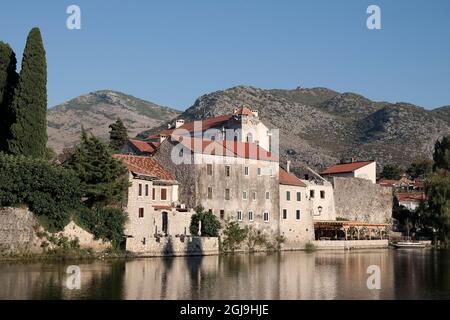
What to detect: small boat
<box><xmin>394</xmin><ymin>241</ymin><xmax>426</xmax><ymax>249</ymax></box>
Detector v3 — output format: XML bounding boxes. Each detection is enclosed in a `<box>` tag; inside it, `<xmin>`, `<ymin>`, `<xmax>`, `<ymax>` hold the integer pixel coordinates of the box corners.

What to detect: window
<box><xmin>220</xmin><ymin>210</ymin><xmax>225</xmax><ymax>220</ymax></box>
<box><xmin>257</xmin><ymin>167</ymin><xmax>262</xmax><ymax>176</ymax></box>
<box><xmin>320</xmin><ymin>190</ymin><xmax>325</xmax><ymax>199</ymax></box>
<box><xmin>139</xmin><ymin>208</ymin><xmax>144</xmax><ymax>218</ymax></box>
<box><xmin>252</xmin><ymin>191</ymin><xmax>257</xmax><ymax>201</ymax></box>
<box><xmin>244</xmin><ymin>166</ymin><xmax>249</xmax><ymax>176</ymax></box>
<box><xmin>246</xmin><ymin>133</ymin><xmax>253</xmax><ymax>143</ymax></box>
<box><xmin>296</xmin><ymin>210</ymin><xmax>301</xmax><ymax>220</ymax></box>
<box><xmin>145</xmin><ymin>184</ymin><xmax>149</xmax><ymax>197</ymax></box>
<box><xmin>297</xmin><ymin>192</ymin><xmax>301</xmax><ymax>202</ymax></box>
<box><xmin>237</xmin><ymin>210</ymin><xmax>243</xmax><ymax>221</ymax></box>
<box><xmin>265</xmin><ymin>191</ymin><xmax>270</xmax><ymax>200</ymax></box>
<box><xmin>286</xmin><ymin>191</ymin><xmax>291</xmax><ymax>201</ymax></box>
<box><xmin>282</xmin><ymin>209</ymin><xmax>287</xmax><ymax>220</ymax></box>
<box><xmin>152</xmin><ymin>188</ymin><xmax>156</xmax><ymax>200</ymax></box>
<box><xmin>138</xmin><ymin>183</ymin><xmax>143</xmax><ymax>196</ymax></box>
<box><xmin>243</xmin><ymin>191</ymin><xmax>248</xmax><ymax>200</ymax></box>
<box><xmin>264</xmin><ymin>212</ymin><xmax>269</xmax><ymax>222</ymax></box>
<box><xmin>225</xmin><ymin>165</ymin><xmax>231</xmax><ymax>177</ymax></box>
<box><xmin>207</xmin><ymin>187</ymin><xmax>213</xmax><ymax>199</ymax></box>
<box><xmin>310</xmin><ymin>190</ymin><xmax>315</xmax><ymax>198</ymax></box>
<box><xmin>248</xmin><ymin>211</ymin><xmax>254</xmax><ymax>221</ymax></box>
<box><xmin>207</xmin><ymin>164</ymin><xmax>213</xmax><ymax>175</ymax></box>
<box><xmin>142</xmin><ymin>237</ymin><xmax>146</xmax><ymax>245</ymax></box>
<box><xmin>304</xmin><ymin>174</ymin><xmax>309</xmax><ymax>180</ymax></box>
<box><xmin>161</xmin><ymin>188</ymin><xmax>167</xmax><ymax>200</ymax></box>
<box><xmin>225</xmin><ymin>188</ymin><xmax>230</xmax><ymax>200</ymax></box>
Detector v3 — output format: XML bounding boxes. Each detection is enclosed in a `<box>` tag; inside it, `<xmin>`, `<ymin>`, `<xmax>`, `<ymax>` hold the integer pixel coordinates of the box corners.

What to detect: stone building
<box><xmin>321</xmin><ymin>160</ymin><xmax>376</xmax><ymax>184</ymax></box>
<box><xmin>279</xmin><ymin>167</ymin><xmax>314</xmax><ymax>247</ymax></box>
<box><xmin>114</xmin><ymin>154</ymin><xmax>194</xmax><ymax>253</ymax></box>
<box><xmin>152</xmin><ymin>135</ymin><xmax>281</xmax><ymax>239</ymax></box>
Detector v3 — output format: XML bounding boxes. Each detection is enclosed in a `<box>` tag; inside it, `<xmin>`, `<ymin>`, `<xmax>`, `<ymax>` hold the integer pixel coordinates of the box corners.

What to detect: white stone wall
<box><xmin>59</xmin><ymin>221</ymin><xmax>111</xmax><ymax>252</ymax></box>
<box><xmin>126</xmin><ymin>236</ymin><xmax>218</xmax><ymax>256</ymax></box>
<box><xmin>312</xmin><ymin>239</ymin><xmax>388</xmax><ymax>249</ymax></box>
<box><xmin>302</xmin><ymin>180</ymin><xmax>336</xmax><ymax>221</ymax></box>
<box><xmin>354</xmin><ymin>162</ymin><xmax>376</xmax><ymax>183</ymax></box>
<box><xmin>279</xmin><ymin>184</ymin><xmax>314</xmax><ymax>246</ymax></box>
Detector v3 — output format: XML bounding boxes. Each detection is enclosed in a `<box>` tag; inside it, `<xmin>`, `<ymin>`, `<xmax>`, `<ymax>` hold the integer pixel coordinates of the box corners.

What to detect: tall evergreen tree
<box><xmin>67</xmin><ymin>130</ymin><xmax>129</xmax><ymax>208</ymax></box>
<box><xmin>109</xmin><ymin>118</ymin><xmax>128</xmax><ymax>151</ymax></box>
<box><xmin>433</xmin><ymin>135</ymin><xmax>450</xmax><ymax>171</ymax></box>
<box><xmin>8</xmin><ymin>28</ymin><xmax>48</xmax><ymax>158</ymax></box>
<box><xmin>0</xmin><ymin>42</ymin><xmax>19</xmax><ymax>152</ymax></box>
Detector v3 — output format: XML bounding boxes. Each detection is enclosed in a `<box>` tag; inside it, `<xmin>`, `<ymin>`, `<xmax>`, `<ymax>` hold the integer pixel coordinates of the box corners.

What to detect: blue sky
<box><xmin>1</xmin><ymin>0</ymin><xmax>449</xmax><ymax>110</ymax></box>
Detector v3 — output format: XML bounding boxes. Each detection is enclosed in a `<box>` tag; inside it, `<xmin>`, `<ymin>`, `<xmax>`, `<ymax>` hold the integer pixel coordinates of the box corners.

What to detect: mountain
<box><xmin>143</xmin><ymin>86</ymin><xmax>450</xmax><ymax>170</ymax></box>
<box><xmin>47</xmin><ymin>90</ymin><xmax>181</xmax><ymax>152</ymax></box>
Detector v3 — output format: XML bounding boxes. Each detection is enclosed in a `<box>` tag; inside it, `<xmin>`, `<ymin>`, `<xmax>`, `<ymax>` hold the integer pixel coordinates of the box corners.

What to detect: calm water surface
<box><xmin>0</xmin><ymin>249</ymin><xmax>449</xmax><ymax>300</ymax></box>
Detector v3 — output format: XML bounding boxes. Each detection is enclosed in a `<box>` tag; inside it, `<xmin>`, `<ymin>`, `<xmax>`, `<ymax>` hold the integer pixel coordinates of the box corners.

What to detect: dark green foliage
<box><xmin>221</xmin><ymin>219</ymin><xmax>248</xmax><ymax>252</ymax></box>
<box><xmin>380</xmin><ymin>164</ymin><xmax>403</xmax><ymax>180</ymax></box>
<box><xmin>0</xmin><ymin>153</ymin><xmax>81</xmax><ymax>231</ymax></box>
<box><xmin>67</xmin><ymin>130</ymin><xmax>129</xmax><ymax>207</ymax></box>
<box><xmin>0</xmin><ymin>42</ymin><xmax>19</xmax><ymax>152</ymax></box>
<box><xmin>406</xmin><ymin>159</ymin><xmax>433</xmax><ymax>179</ymax></box>
<box><xmin>433</xmin><ymin>135</ymin><xmax>450</xmax><ymax>171</ymax></box>
<box><xmin>425</xmin><ymin>170</ymin><xmax>450</xmax><ymax>244</ymax></box>
<box><xmin>190</xmin><ymin>206</ymin><xmax>221</xmax><ymax>237</ymax></box>
<box><xmin>109</xmin><ymin>118</ymin><xmax>128</xmax><ymax>151</ymax></box>
<box><xmin>8</xmin><ymin>28</ymin><xmax>47</xmax><ymax>158</ymax></box>
<box><xmin>75</xmin><ymin>206</ymin><xmax>128</xmax><ymax>249</ymax></box>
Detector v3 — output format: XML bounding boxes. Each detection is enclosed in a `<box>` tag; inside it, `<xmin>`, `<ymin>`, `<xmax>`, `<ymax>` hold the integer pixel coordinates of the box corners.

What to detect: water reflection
<box><xmin>0</xmin><ymin>249</ymin><xmax>449</xmax><ymax>300</ymax></box>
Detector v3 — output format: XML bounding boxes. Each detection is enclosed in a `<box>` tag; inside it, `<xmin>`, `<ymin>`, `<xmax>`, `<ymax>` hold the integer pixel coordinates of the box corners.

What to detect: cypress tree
<box><xmin>0</xmin><ymin>42</ymin><xmax>19</xmax><ymax>152</ymax></box>
<box><xmin>109</xmin><ymin>118</ymin><xmax>128</xmax><ymax>151</ymax></box>
<box><xmin>8</xmin><ymin>27</ymin><xmax>48</xmax><ymax>158</ymax></box>
<box><xmin>433</xmin><ymin>135</ymin><xmax>450</xmax><ymax>171</ymax></box>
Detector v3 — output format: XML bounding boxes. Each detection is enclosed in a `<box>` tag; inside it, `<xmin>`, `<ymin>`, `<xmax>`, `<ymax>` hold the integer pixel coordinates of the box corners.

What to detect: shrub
<box><xmin>75</xmin><ymin>206</ymin><xmax>128</xmax><ymax>249</ymax></box>
<box><xmin>190</xmin><ymin>205</ymin><xmax>221</xmax><ymax>237</ymax></box>
<box><xmin>0</xmin><ymin>153</ymin><xmax>81</xmax><ymax>231</ymax></box>
<box><xmin>222</xmin><ymin>219</ymin><xmax>248</xmax><ymax>252</ymax></box>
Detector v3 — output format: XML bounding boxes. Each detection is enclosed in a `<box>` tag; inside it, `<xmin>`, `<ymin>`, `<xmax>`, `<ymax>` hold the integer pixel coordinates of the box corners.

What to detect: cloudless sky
<box><xmin>1</xmin><ymin>0</ymin><xmax>449</xmax><ymax>110</ymax></box>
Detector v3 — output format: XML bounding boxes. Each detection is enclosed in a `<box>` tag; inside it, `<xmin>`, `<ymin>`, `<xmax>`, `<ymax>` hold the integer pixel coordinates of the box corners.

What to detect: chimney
<box><xmin>175</xmin><ymin>119</ymin><xmax>185</xmax><ymax>128</ymax></box>
<box><xmin>287</xmin><ymin>160</ymin><xmax>291</xmax><ymax>173</ymax></box>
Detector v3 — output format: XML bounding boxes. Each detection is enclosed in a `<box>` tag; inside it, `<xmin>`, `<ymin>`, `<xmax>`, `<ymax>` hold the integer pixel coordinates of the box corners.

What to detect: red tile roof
<box><xmin>113</xmin><ymin>154</ymin><xmax>176</xmax><ymax>181</ymax></box>
<box><xmin>234</xmin><ymin>106</ymin><xmax>254</xmax><ymax>116</ymax></box>
<box><xmin>279</xmin><ymin>168</ymin><xmax>306</xmax><ymax>187</ymax></box>
<box><xmin>160</xmin><ymin>114</ymin><xmax>233</xmax><ymax>136</ymax></box>
<box><xmin>396</xmin><ymin>192</ymin><xmax>426</xmax><ymax>203</ymax></box>
<box><xmin>171</xmin><ymin>135</ymin><xmax>278</xmax><ymax>161</ymax></box>
<box><xmin>128</xmin><ymin>139</ymin><xmax>157</xmax><ymax>154</ymax></box>
<box><xmin>321</xmin><ymin>161</ymin><xmax>373</xmax><ymax>175</ymax></box>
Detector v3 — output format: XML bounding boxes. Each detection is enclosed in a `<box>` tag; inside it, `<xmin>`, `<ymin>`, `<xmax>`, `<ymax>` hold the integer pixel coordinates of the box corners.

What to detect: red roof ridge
<box><xmin>321</xmin><ymin>161</ymin><xmax>374</xmax><ymax>175</ymax></box>
<box><xmin>279</xmin><ymin>167</ymin><xmax>307</xmax><ymax>187</ymax></box>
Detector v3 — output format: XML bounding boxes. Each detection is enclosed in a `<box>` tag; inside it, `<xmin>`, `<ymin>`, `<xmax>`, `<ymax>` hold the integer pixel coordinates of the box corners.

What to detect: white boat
<box><xmin>394</xmin><ymin>241</ymin><xmax>426</xmax><ymax>249</ymax></box>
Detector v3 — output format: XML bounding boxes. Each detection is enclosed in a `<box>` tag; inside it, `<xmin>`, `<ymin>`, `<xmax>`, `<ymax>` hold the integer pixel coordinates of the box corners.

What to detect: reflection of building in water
<box><xmin>123</xmin><ymin>256</ymin><xmax>219</xmax><ymax>299</ymax></box>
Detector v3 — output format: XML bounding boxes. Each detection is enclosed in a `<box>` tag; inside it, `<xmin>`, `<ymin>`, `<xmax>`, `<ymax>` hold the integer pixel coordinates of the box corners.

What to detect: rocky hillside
<box><xmin>47</xmin><ymin>90</ymin><xmax>181</xmax><ymax>152</ymax></box>
<box><xmin>145</xmin><ymin>86</ymin><xmax>449</xmax><ymax>170</ymax></box>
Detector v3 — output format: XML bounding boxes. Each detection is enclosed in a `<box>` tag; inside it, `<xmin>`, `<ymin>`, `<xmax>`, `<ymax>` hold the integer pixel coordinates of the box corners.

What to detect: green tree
<box><xmin>0</xmin><ymin>42</ymin><xmax>19</xmax><ymax>152</ymax></box>
<box><xmin>190</xmin><ymin>206</ymin><xmax>221</xmax><ymax>237</ymax></box>
<box><xmin>0</xmin><ymin>153</ymin><xmax>81</xmax><ymax>231</ymax></box>
<box><xmin>425</xmin><ymin>170</ymin><xmax>450</xmax><ymax>244</ymax></box>
<box><xmin>380</xmin><ymin>164</ymin><xmax>403</xmax><ymax>180</ymax></box>
<box><xmin>433</xmin><ymin>135</ymin><xmax>450</xmax><ymax>171</ymax></box>
<box><xmin>221</xmin><ymin>219</ymin><xmax>248</xmax><ymax>252</ymax></box>
<box><xmin>406</xmin><ymin>159</ymin><xmax>433</xmax><ymax>179</ymax></box>
<box><xmin>109</xmin><ymin>118</ymin><xmax>128</xmax><ymax>151</ymax></box>
<box><xmin>67</xmin><ymin>130</ymin><xmax>129</xmax><ymax>208</ymax></box>
<box><xmin>8</xmin><ymin>28</ymin><xmax>48</xmax><ymax>158</ymax></box>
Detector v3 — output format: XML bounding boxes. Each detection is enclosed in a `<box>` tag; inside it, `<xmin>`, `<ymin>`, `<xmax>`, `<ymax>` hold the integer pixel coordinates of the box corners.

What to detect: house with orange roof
<box><xmin>321</xmin><ymin>159</ymin><xmax>376</xmax><ymax>184</ymax></box>
<box><xmin>113</xmin><ymin>154</ymin><xmax>195</xmax><ymax>253</ymax></box>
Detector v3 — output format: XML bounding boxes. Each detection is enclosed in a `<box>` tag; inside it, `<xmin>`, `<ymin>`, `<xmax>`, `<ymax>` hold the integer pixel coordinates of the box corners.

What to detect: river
<box><xmin>0</xmin><ymin>249</ymin><xmax>449</xmax><ymax>300</ymax></box>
